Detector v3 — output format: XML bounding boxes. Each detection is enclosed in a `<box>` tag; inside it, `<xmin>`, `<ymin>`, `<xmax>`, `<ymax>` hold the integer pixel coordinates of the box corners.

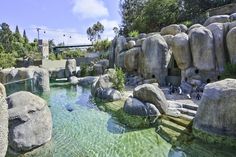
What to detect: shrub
<box><xmin>181</xmin><ymin>21</ymin><xmax>193</xmax><ymax>27</ymax></box>
<box><xmin>112</xmin><ymin>67</ymin><xmax>125</xmax><ymax>91</ymax></box>
<box><xmin>93</xmin><ymin>39</ymin><xmax>111</xmax><ymax>52</ymax></box>
<box><xmin>128</xmin><ymin>30</ymin><xmax>139</xmax><ymax>38</ymax></box>
<box><xmin>0</xmin><ymin>53</ymin><xmax>16</xmax><ymax>69</ymax></box>
<box><xmin>80</xmin><ymin>63</ymin><xmax>89</xmax><ymax>77</ymax></box>
<box><xmin>221</xmin><ymin>64</ymin><xmax>236</xmax><ymax>79</ymax></box>
<box><xmin>62</xmin><ymin>49</ymin><xmax>86</xmax><ymax>59</ymax></box>
<box><xmin>49</xmin><ymin>53</ymin><xmax>56</xmax><ymax>60</ymax></box>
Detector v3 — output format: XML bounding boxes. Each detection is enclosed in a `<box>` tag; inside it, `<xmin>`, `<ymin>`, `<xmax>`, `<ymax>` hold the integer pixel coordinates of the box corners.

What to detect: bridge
<box><xmin>53</xmin><ymin>44</ymin><xmax>93</xmax><ymax>51</ymax></box>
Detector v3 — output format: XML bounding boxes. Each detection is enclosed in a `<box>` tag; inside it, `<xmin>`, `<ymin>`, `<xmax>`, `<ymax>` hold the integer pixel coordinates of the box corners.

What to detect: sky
<box><xmin>0</xmin><ymin>0</ymin><xmax>121</xmax><ymax>45</ymax></box>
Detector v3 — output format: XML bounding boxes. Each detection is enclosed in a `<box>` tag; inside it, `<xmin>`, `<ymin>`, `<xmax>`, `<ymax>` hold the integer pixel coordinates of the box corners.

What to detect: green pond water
<box><xmin>6</xmin><ymin>83</ymin><xmax>236</xmax><ymax>157</ymax></box>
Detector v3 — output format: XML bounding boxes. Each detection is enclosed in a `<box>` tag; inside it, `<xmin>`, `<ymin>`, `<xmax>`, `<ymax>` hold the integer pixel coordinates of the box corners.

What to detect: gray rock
<box><xmin>109</xmin><ymin>37</ymin><xmax>117</xmax><ymax>68</ymax></box>
<box><xmin>160</xmin><ymin>24</ymin><xmax>182</xmax><ymax>35</ymax></box>
<box><xmin>115</xmin><ymin>36</ymin><xmax>127</xmax><ymax>66</ymax></box>
<box><xmin>49</xmin><ymin>68</ymin><xmax>65</xmax><ymax>79</ymax></box>
<box><xmin>188</xmin><ymin>24</ymin><xmax>203</xmax><ymax>33</ymax></box>
<box><xmin>230</xmin><ymin>13</ymin><xmax>236</xmax><ymax>21</ymax></box>
<box><xmin>172</xmin><ymin>33</ymin><xmax>192</xmax><ymax>70</ymax></box>
<box><xmin>141</xmin><ymin>34</ymin><xmax>171</xmax><ymax>86</ymax></box>
<box><xmin>226</xmin><ymin>27</ymin><xmax>236</xmax><ymax>64</ymax></box>
<box><xmin>207</xmin><ymin>23</ymin><xmax>227</xmax><ymax>72</ymax></box>
<box><xmin>162</xmin><ymin>35</ymin><xmax>174</xmax><ymax>48</ymax></box>
<box><xmin>0</xmin><ymin>87</ymin><xmax>8</xmax><ymax>157</ymax></box>
<box><xmin>124</xmin><ymin>47</ymin><xmax>141</xmax><ymax>73</ymax></box>
<box><xmin>139</xmin><ymin>33</ymin><xmax>147</xmax><ymax>39</ymax></box>
<box><xmin>193</xmin><ymin>79</ymin><xmax>236</xmax><ymax>145</ymax></box>
<box><xmin>7</xmin><ymin>91</ymin><xmax>52</xmax><ymax>153</ymax></box>
<box><xmin>91</xmin><ymin>74</ymin><xmax>113</xmax><ymax>96</ymax></box>
<box><xmin>136</xmin><ymin>38</ymin><xmax>146</xmax><ymax>46</ymax></box>
<box><xmin>179</xmin><ymin>24</ymin><xmax>188</xmax><ymax>33</ymax></box>
<box><xmin>97</xmin><ymin>88</ymin><xmax>122</xmax><ymax>101</ymax></box>
<box><xmin>127</xmin><ymin>40</ymin><xmax>136</xmax><ymax>49</ymax></box>
<box><xmin>124</xmin><ymin>97</ymin><xmax>160</xmax><ymax>116</ymax></box>
<box><xmin>78</xmin><ymin>76</ymin><xmax>98</xmax><ymax>86</ymax></box>
<box><xmin>32</xmin><ymin>67</ymin><xmax>50</xmax><ymax>92</ymax></box>
<box><xmin>204</xmin><ymin>15</ymin><xmax>230</xmax><ymax>26</ymax></box>
<box><xmin>189</xmin><ymin>27</ymin><xmax>215</xmax><ymax>71</ymax></box>
<box><xmin>65</xmin><ymin>59</ymin><xmax>76</xmax><ymax>78</ymax></box>
<box><xmin>0</xmin><ymin>83</ymin><xmax>6</xmax><ymax>98</ymax></box>
<box><xmin>133</xmin><ymin>84</ymin><xmax>169</xmax><ymax>114</ymax></box>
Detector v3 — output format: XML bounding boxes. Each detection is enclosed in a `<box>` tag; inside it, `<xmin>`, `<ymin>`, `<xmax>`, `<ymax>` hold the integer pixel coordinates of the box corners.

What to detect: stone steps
<box><xmin>160</xmin><ymin>119</ymin><xmax>191</xmax><ymax>135</ymax></box>
<box><xmin>177</xmin><ymin>108</ymin><xmax>197</xmax><ymax>117</ymax></box>
<box><xmin>157</xmin><ymin>126</ymin><xmax>180</xmax><ymax>142</ymax></box>
<box><xmin>162</xmin><ymin>115</ymin><xmax>191</xmax><ymax>128</ymax></box>
<box><xmin>180</xmin><ymin>114</ymin><xmax>195</xmax><ymax>121</ymax></box>
<box><xmin>182</xmin><ymin>103</ymin><xmax>198</xmax><ymax>111</ymax></box>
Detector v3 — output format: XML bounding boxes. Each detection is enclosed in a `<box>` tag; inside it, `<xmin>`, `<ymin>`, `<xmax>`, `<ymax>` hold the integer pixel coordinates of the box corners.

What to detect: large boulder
<box><xmin>160</xmin><ymin>24</ymin><xmax>182</xmax><ymax>35</ymax></box>
<box><xmin>117</xmin><ymin>51</ymin><xmax>126</xmax><ymax>68</ymax></box>
<box><xmin>0</xmin><ymin>85</ymin><xmax>8</xmax><ymax>157</ymax></box>
<box><xmin>65</xmin><ymin>59</ymin><xmax>76</xmax><ymax>78</ymax></box>
<box><xmin>115</xmin><ymin>36</ymin><xmax>127</xmax><ymax>66</ymax></box>
<box><xmin>49</xmin><ymin>68</ymin><xmax>65</xmax><ymax>79</ymax></box>
<box><xmin>162</xmin><ymin>35</ymin><xmax>174</xmax><ymax>49</ymax></box>
<box><xmin>96</xmin><ymin>88</ymin><xmax>122</xmax><ymax>101</ymax></box>
<box><xmin>91</xmin><ymin>74</ymin><xmax>113</xmax><ymax>96</ymax></box>
<box><xmin>78</xmin><ymin>76</ymin><xmax>98</xmax><ymax>86</ymax></box>
<box><xmin>7</xmin><ymin>91</ymin><xmax>52</xmax><ymax>153</ymax></box>
<box><xmin>32</xmin><ymin>67</ymin><xmax>50</xmax><ymax>92</ymax></box>
<box><xmin>189</xmin><ymin>27</ymin><xmax>215</xmax><ymax>71</ymax></box>
<box><xmin>124</xmin><ymin>47</ymin><xmax>141</xmax><ymax>73</ymax></box>
<box><xmin>0</xmin><ymin>83</ymin><xmax>6</xmax><ymax>98</ymax></box>
<box><xmin>207</xmin><ymin>23</ymin><xmax>227</xmax><ymax>72</ymax></box>
<box><xmin>124</xmin><ymin>97</ymin><xmax>161</xmax><ymax>116</ymax></box>
<box><xmin>226</xmin><ymin>27</ymin><xmax>236</xmax><ymax>64</ymax></box>
<box><xmin>204</xmin><ymin>15</ymin><xmax>230</xmax><ymax>26</ymax></box>
<box><xmin>109</xmin><ymin>37</ymin><xmax>117</xmax><ymax>68</ymax></box>
<box><xmin>193</xmin><ymin>79</ymin><xmax>236</xmax><ymax>147</ymax></box>
<box><xmin>188</xmin><ymin>24</ymin><xmax>203</xmax><ymax>33</ymax></box>
<box><xmin>133</xmin><ymin>84</ymin><xmax>169</xmax><ymax>114</ymax></box>
<box><xmin>141</xmin><ymin>34</ymin><xmax>171</xmax><ymax>86</ymax></box>
<box><xmin>172</xmin><ymin>33</ymin><xmax>192</xmax><ymax>70</ymax></box>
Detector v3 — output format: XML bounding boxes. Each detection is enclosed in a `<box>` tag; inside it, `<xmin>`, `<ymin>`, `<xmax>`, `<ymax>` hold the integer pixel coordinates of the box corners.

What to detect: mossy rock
<box><xmin>193</xmin><ymin>128</ymin><xmax>236</xmax><ymax>147</ymax></box>
<box><xmin>94</xmin><ymin>98</ymin><xmax>151</xmax><ymax>129</ymax></box>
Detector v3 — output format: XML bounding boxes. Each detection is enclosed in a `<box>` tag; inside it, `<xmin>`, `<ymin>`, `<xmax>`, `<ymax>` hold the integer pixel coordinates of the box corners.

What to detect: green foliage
<box><xmin>221</xmin><ymin>64</ymin><xmax>236</xmax><ymax>79</ymax></box>
<box><xmin>49</xmin><ymin>53</ymin><xmax>57</xmax><ymax>60</ymax></box>
<box><xmin>80</xmin><ymin>63</ymin><xmax>90</xmax><ymax>77</ymax></box>
<box><xmin>128</xmin><ymin>30</ymin><xmax>139</xmax><ymax>37</ymax></box>
<box><xmin>112</xmin><ymin>67</ymin><xmax>125</xmax><ymax>91</ymax></box>
<box><xmin>87</xmin><ymin>21</ymin><xmax>104</xmax><ymax>42</ymax></box>
<box><xmin>61</xmin><ymin>49</ymin><xmax>86</xmax><ymax>59</ymax></box>
<box><xmin>181</xmin><ymin>21</ymin><xmax>193</xmax><ymax>27</ymax></box>
<box><xmin>0</xmin><ymin>53</ymin><xmax>16</xmax><ymax>69</ymax></box>
<box><xmin>93</xmin><ymin>39</ymin><xmax>111</xmax><ymax>52</ymax></box>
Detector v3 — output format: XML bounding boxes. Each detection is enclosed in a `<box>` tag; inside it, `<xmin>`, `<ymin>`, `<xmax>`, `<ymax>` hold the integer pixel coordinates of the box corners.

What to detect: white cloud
<box><xmin>72</xmin><ymin>0</ymin><xmax>109</xmax><ymax>19</ymax></box>
<box><xmin>28</xmin><ymin>25</ymin><xmax>91</xmax><ymax>45</ymax></box>
<box><xmin>100</xmin><ymin>19</ymin><xmax>119</xmax><ymax>40</ymax></box>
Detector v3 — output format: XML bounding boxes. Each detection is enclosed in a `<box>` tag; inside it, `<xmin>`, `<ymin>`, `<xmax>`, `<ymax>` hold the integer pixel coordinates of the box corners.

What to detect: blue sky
<box><xmin>0</xmin><ymin>0</ymin><xmax>121</xmax><ymax>44</ymax></box>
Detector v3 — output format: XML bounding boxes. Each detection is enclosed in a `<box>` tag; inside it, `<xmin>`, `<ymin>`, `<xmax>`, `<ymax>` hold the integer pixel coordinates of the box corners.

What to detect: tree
<box><xmin>142</xmin><ymin>0</ymin><xmax>179</xmax><ymax>32</ymax></box>
<box><xmin>23</xmin><ymin>30</ymin><xmax>29</xmax><ymax>44</ymax></box>
<box><xmin>119</xmin><ymin>0</ymin><xmax>147</xmax><ymax>35</ymax></box>
<box><xmin>48</xmin><ymin>39</ymin><xmax>55</xmax><ymax>53</ymax></box>
<box><xmin>0</xmin><ymin>23</ymin><xmax>14</xmax><ymax>52</ymax></box>
<box><xmin>86</xmin><ymin>21</ymin><xmax>104</xmax><ymax>42</ymax></box>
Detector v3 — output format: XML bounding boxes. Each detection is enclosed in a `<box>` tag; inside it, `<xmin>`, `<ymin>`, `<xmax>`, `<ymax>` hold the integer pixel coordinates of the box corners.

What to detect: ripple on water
<box><xmin>15</xmin><ymin>86</ymin><xmax>175</xmax><ymax>157</ymax></box>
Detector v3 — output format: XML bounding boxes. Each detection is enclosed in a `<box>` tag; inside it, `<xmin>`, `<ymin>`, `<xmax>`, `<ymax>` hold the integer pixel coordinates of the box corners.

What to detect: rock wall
<box><xmin>0</xmin><ymin>66</ymin><xmax>50</xmax><ymax>93</ymax></box>
<box><xmin>109</xmin><ymin>13</ymin><xmax>236</xmax><ymax>87</ymax></box>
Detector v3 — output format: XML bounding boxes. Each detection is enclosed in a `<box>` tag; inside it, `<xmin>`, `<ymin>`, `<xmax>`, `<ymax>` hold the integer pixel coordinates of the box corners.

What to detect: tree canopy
<box><xmin>86</xmin><ymin>21</ymin><xmax>104</xmax><ymax>42</ymax></box>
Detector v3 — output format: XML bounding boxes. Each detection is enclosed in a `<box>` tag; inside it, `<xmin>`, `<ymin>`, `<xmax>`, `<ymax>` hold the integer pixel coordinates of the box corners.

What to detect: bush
<box><xmin>62</xmin><ymin>49</ymin><xmax>86</xmax><ymax>59</ymax></box>
<box><xmin>93</xmin><ymin>39</ymin><xmax>111</xmax><ymax>52</ymax></box>
<box><xmin>80</xmin><ymin>63</ymin><xmax>89</xmax><ymax>77</ymax></box>
<box><xmin>128</xmin><ymin>30</ymin><xmax>139</xmax><ymax>38</ymax></box>
<box><xmin>0</xmin><ymin>53</ymin><xmax>16</xmax><ymax>69</ymax></box>
<box><xmin>221</xmin><ymin>64</ymin><xmax>236</xmax><ymax>79</ymax></box>
<box><xmin>49</xmin><ymin>53</ymin><xmax>56</xmax><ymax>60</ymax></box>
<box><xmin>181</xmin><ymin>20</ymin><xmax>193</xmax><ymax>28</ymax></box>
<box><xmin>112</xmin><ymin>67</ymin><xmax>125</xmax><ymax>91</ymax></box>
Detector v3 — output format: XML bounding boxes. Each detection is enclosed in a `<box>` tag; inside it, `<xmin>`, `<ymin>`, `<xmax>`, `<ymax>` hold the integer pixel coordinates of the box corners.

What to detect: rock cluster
<box><xmin>0</xmin><ymin>66</ymin><xmax>50</xmax><ymax>92</ymax></box>
<box><xmin>109</xmin><ymin>13</ymin><xmax>236</xmax><ymax>88</ymax></box>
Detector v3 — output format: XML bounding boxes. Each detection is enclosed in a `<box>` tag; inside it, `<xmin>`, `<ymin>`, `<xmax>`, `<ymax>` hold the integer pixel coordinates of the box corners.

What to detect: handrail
<box><xmin>3</xmin><ymin>78</ymin><xmax>34</xmax><ymax>85</ymax></box>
